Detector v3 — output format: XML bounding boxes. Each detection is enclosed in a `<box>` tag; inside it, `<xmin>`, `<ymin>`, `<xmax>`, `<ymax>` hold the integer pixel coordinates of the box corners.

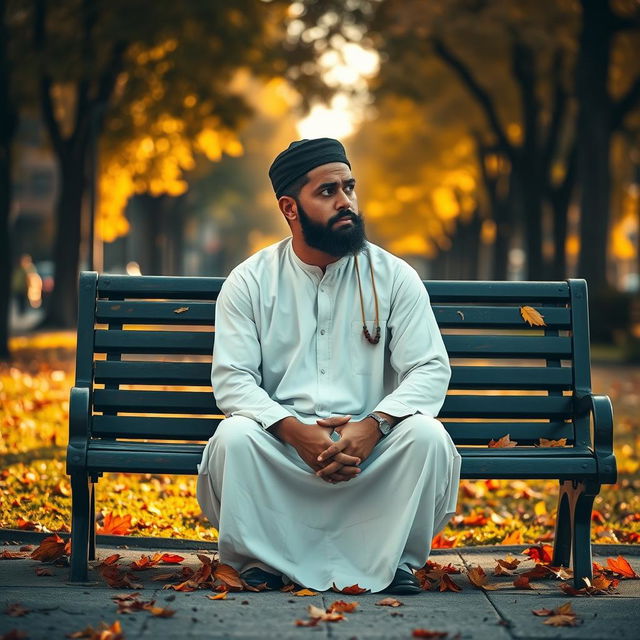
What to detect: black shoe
<box><xmin>383</xmin><ymin>568</ymin><xmax>422</xmax><ymax>595</ymax></box>
<box><xmin>240</xmin><ymin>567</ymin><xmax>284</xmax><ymax>590</ymax></box>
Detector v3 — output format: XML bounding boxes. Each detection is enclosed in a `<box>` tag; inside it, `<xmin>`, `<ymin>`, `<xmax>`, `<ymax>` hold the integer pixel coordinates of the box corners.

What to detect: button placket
<box><xmin>316</xmin><ymin>277</ymin><xmax>333</xmax><ymax>417</ymax></box>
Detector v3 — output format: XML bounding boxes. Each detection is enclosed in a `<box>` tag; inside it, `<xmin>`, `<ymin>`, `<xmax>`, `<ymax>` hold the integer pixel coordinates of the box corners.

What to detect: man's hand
<box><xmin>270</xmin><ymin>416</ymin><xmax>361</xmax><ymax>482</ymax></box>
<box><xmin>315</xmin><ymin>417</ymin><xmax>381</xmax><ymax>481</ymax></box>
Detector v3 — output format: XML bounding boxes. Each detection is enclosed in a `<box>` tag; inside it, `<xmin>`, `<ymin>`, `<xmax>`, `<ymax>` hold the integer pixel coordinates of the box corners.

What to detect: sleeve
<box><xmin>374</xmin><ymin>263</ymin><xmax>451</xmax><ymax>419</ymax></box>
<box><xmin>211</xmin><ymin>271</ymin><xmax>292</xmax><ymax>429</ymax></box>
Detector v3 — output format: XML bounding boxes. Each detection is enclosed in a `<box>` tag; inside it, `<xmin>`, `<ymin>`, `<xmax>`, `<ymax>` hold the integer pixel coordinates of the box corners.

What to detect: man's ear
<box><xmin>279</xmin><ymin>196</ymin><xmax>298</xmax><ymax>222</ymax></box>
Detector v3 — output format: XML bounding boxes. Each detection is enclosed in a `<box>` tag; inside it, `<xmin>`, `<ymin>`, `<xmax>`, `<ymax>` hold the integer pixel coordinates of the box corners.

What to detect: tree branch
<box><xmin>431</xmin><ymin>36</ymin><xmax>515</xmax><ymax>164</ymax></box>
<box><xmin>541</xmin><ymin>47</ymin><xmax>570</xmax><ymax>180</ymax></box>
<box><xmin>34</xmin><ymin>0</ymin><xmax>64</xmax><ymax>156</ymax></box>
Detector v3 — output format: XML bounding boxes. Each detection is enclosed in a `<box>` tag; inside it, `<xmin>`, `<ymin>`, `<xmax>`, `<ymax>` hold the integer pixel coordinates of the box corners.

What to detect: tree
<box><xmin>0</xmin><ymin>1</ymin><xmax>18</xmax><ymax>358</ymax></box>
<box><xmin>7</xmin><ymin>0</ymin><xmax>299</xmax><ymax>328</ymax></box>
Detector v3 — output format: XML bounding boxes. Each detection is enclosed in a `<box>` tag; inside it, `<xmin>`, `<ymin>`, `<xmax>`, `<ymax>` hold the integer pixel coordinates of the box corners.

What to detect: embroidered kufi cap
<box><xmin>268</xmin><ymin>138</ymin><xmax>351</xmax><ymax>199</ymax></box>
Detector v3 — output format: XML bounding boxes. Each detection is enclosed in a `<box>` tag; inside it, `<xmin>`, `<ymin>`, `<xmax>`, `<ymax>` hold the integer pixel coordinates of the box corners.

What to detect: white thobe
<box><xmin>197</xmin><ymin>237</ymin><xmax>461</xmax><ymax>591</ymax></box>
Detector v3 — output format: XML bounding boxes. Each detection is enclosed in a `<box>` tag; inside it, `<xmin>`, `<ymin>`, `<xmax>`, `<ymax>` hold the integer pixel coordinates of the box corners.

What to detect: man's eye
<box><xmin>345</xmin><ymin>184</ymin><xmax>355</xmax><ymax>194</ymax></box>
<box><xmin>320</xmin><ymin>188</ymin><xmax>333</xmax><ymax>196</ymax></box>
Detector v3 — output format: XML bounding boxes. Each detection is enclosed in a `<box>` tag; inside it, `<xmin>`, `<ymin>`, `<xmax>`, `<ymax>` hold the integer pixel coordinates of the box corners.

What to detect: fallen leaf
<box><xmin>500</xmin><ymin>530</ymin><xmax>524</xmax><ymax>545</ymax></box>
<box><xmin>376</xmin><ymin>597</ymin><xmax>404</xmax><ymax>607</ymax></box>
<box><xmin>424</xmin><ymin>561</ymin><xmax>461</xmax><ymax>574</ymax></box>
<box><xmin>151</xmin><ymin>572</ymin><xmax>180</xmax><ymax>582</ymax></box>
<box><xmin>544</xmin><ymin>614</ymin><xmax>579</xmax><ymax>626</ymax></box>
<box><xmin>5</xmin><ymin>603</ymin><xmax>29</xmax><ymax>617</ymax></box>
<box><xmin>0</xmin><ymin>551</ymin><xmax>29</xmax><ymax>560</ymax></box>
<box><xmin>159</xmin><ymin>553</ymin><xmax>184</xmax><ymax>564</ymax></box>
<box><xmin>173</xmin><ymin>306</ymin><xmax>189</xmax><ymax>314</ymax></box>
<box><xmin>100</xmin><ymin>554</ymin><xmax>122</xmax><ymax>566</ymax></box>
<box><xmin>520</xmin><ymin>305</ymin><xmax>546</xmax><ymax>327</ymax></box>
<box><xmin>606</xmin><ymin>555</ymin><xmax>639</xmax><ymax>578</ymax></box>
<box><xmin>538</xmin><ymin>438</ymin><xmax>567</xmax><ymax>447</ymax></box>
<box><xmin>144</xmin><ymin>604</ymin><xmax>175</xmax><ymax>617</ymax></box>
<box><xmin>293</xmin><ymin>588</ymin><xmax>318</xmax><ymax>597</ymax></box>
<box><xmin>332</xmin><ymin>583</ymin><xmax>367</xmax><ymax>594</ymax></box>
<box><xmin>97</xmin><ymin>513</ymin><xmax>132</xmax><ymax>535</ymax></box>
<box><xmin>488</xmin><ymin>434</ymin><xmax>517</xmax><ymax>448</ymax></box>
<box><xmin>66</xmin><ymin>621</ymin><xmax>124</xmax><ymax>639</ymax></box>
<box><xmin>513</xmin><ymin>575</ymin><xmax>534</xmax><ymax>590</ymax></box>
<box><xmin>431</xmin><ymin>533</ymin><xmax>458</xmax><ymax>548</ymax></box>
<box><xmin>130</xmin><ymin>553</ymin><xmax>163</xmax><ymax>570</ymax></box>
<box><xmin>522</xmin><ymin>544</ymin><xmax>553</xmax><ymax>564</ymax></box>
<box><xmin>214</xmin><ymin>563</ymin><xmax>243</xmax><ymax>588</ymax></box>
<box><xmin>532</xmin><ymin>608</ymin><xmax>554</xmax><ymax>616</ymax></box>
<box><xmin>30</xmin><ymin>534</ymin><xmax>67</xmax><ymax>562</ymax></box>
<box><xmin>466</xmin><ymin>566</ymin><xmax>498</xmax><ymax>590</ymax></box>
<box><xmin>280</xmin><ymin>583</ymin><xmax>296</xmax><ymax>592</ymax></box>
<box><xmin>328</xmin><ymin>600</ymin><xmax>359</xmax><ymax>612</ymax></box>
<box><xmin>546</xmin><ymin>566</ymin><xmax>573</xmax><ymax>580</ymax></box>
<box><xmin>207</xmin><ymin>592</ymin><xmax>228</xmax><ymax>600</ymax></box>
<box><xmin>35</xmin><ymin>567</ymin><xmax>53</xmax><ymax>576</ymax></box>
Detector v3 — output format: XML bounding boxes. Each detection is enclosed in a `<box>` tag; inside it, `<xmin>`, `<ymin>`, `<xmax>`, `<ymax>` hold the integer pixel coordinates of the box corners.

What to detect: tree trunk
<box><xmin>44</xmin><ymin>150</ymin><xmax>87</xmax><ymax>327</ymax></box>
<box><xmin>0</xmin><ymin>0</ymin><xmax>18</xmax><ymax>360</ymax></box>
<box><xmin>576</xmin><ymin>0</ymin><xmax>613</xmax><ymax>292</ymax></box>
<box><xmin>549</xmin><ymin>147</ymin><xmax>577</xmax><ymax>280</ymax></box>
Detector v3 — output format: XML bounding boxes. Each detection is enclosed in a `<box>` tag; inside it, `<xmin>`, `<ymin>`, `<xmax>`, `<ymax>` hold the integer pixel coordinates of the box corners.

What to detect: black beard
<box><xmin>296</xmin><ymin>202</ymin><xmax>367</xmax><ymax>257</ymax></box>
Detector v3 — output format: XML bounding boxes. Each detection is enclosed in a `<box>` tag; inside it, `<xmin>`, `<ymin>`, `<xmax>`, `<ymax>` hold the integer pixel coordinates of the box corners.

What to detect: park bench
<box><xmin>67</xmin><ymin>272</ymin><xmax>616</xmax><ymax>587</ymax></box>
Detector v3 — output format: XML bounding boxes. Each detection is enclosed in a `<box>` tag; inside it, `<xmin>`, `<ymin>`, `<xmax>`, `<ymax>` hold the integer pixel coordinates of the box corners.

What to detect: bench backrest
<box><xmin>76</xmin><ymin>273</ymin><xmax>591</xmax><ymax>450</ymax></box>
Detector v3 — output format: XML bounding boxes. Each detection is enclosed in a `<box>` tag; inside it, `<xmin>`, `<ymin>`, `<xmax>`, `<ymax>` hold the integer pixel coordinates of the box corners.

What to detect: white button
<box><xmin>320</xmin><ymin>369</ymin><xmax>326</xmax><ymax>374</ymax></box>
<box><xmin>320</xmin><ymin>329</ymin><xmax>326</xmax><ymax>335</ymax></box>
<box><xmin>320</xmin><ymin>287</ymin><xmax>325</xmax><ymax>293</ymax></box>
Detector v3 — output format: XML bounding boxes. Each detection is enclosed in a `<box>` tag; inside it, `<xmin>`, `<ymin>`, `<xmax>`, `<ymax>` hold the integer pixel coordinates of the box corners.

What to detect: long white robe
<box><xmin>197</xmin><ymin>238</ymin><xmax>461</xmax><ymax>591</ymax></box>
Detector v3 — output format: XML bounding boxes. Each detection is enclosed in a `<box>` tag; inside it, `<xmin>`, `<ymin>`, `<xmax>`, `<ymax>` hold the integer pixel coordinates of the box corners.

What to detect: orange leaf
<box><xmin>332</xmin><ymin>583</ymin><xmax>367</xmax><ymax>594</ymax></box>
<box><xmin>538</xmin><ymin>438</ymin><xmax>567</xmax><ymax>447</ymax></box>
<box><xmin>544</xmin><ymin>614</ymin><xmax>579</xmax><ymax>627</ymax></box>
<box><xmin>376</xmin><ymin>597</ymin><xmax>404</xmax><ymax>607</ymax></box>
<box><xmin>328</xmin><ymin>600</ymin><xmax>359</xmax><ymax>612</ymax></box>
<box><xmin>293</xmin><ymin>588</ymin><xmax>318</xmax><ymax>597</ymax></box>
<box><xmin>144</xmin><ymin>604</ymin><xmax>175</xmax><ymax>617</ymax></box>
<box><xmin>30</xmin><ymin>534</ymin><xmax>67</xmax><ymax>562</ymax></box>
<box><xmin>500</xmin><ymin>530</ymin><xmax>524</xmax><ymax>545</ymax></box>
<box><xmin>520</xmin><ymin>306</ymin><xmax>546</xmax><ymax>327</ymax></box>
<box><xmin>207</xmin><ymin>592</ymin><xmax>228</xmax><ymax>600</ymax></box>
<box><xmin>100</xmin><ymin>554</ymin><xmax>122</xmax><ymax>566</ymax></box>
<box><xmin>431</xmin><ymin>533</ymin><xmax>458</xmax><ymax>548</ymax></box>
<box><xmin>522</xmin><ymin>544</ymin><xmax>553</xmax><ymax>564</ymax></box>
<box><xmin>214</xmin><ymin>563</ymin><xmax>243</xmax><ymax>588</ymax></box>
<box><xmin>159</xmin><ymin>554</ymin><xmax>184</xmax><ymax>564</ymax></box>
<box><xmin>606</xmin><ymin>555</ymin><xmax>639</xmax><ymax>579</ymax></box>
<box><xmin>97</xmin><ymin>513</ymin><xmax>132</xmax><ymax>535</ymax></box>
<box><xmin>1</xmin><ymin>550</ymin><xmax>30</xmax><ymax>560</ymax></box>
<box><xmin>466</xmin><ymin>566</ymin><xmax>498</xmax><ymax>590</ymax></box>
<box><xmin>513</xmin><ymin>575</ymin><xmax>534</xmax><ymax>590</ymax></box>
<box><xmin>67</xmin><ymin>620</ymin><xmax>123</xmax><ymax>639</ymax></box>
<box><xmin>488</xmin><ymin>434</ymin><xmax>517</xmax><ymax>448</ymax></box>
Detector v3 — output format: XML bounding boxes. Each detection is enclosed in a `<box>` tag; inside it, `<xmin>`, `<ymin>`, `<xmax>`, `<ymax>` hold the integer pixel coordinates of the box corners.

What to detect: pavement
<box><xmin>0</xmin><ymin>536</ymin><xmax>639</xmax><ymax>640</ymax></box>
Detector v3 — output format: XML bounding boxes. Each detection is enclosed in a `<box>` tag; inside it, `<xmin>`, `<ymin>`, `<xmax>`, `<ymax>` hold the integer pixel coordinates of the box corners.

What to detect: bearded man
<box><xmin>196</xmin><ymin>138</ymin><xmax>461</xmax><ymax>594</ymax></box>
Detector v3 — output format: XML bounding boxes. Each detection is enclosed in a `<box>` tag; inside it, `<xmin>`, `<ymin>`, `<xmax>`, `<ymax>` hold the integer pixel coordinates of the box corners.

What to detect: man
<box><xmin>197</xmin><ymin>138</ymin><xmax>461</xmax><ymax>594</ymax></box>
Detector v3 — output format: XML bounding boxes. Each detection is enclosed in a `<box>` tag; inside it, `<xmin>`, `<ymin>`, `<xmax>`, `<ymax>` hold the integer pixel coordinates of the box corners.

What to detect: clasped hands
<box><xmin>273</xmin><ymin>415</ymin><xmax>381</xmax><ymax>484</ymax></box>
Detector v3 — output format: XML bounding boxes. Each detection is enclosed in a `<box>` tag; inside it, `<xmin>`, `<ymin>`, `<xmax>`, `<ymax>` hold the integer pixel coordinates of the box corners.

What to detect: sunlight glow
<box><xmin>297</xmin><ymin>95</ymin><xmax>355</xmax><ymax>139</ymax></box>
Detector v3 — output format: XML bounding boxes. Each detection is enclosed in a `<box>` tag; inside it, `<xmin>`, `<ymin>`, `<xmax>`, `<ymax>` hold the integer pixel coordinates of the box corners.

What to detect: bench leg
<box><xmin>69</xmin><ymin>473</ymin><xmax>91</xmax><ymax>582</ymax></box>
<box><xmin>88</xmin><ymin>479</ymin><xmax>96</xmax><ymax>561</ymax></box>
<box><xmin>552</xmin><ymin>482</ymin><xmax>572</xmax><ymax>568</ymax></box>
<box><xmin>552</xmin><ymin>480</ymin><xmax>599</xmax><ymax>588</ymax></box>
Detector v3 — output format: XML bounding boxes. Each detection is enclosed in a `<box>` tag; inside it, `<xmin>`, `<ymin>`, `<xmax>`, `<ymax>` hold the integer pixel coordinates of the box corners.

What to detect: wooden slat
<box><xmin>94</xmin><ymin>361</ymin><xmax>212</xmax><ymax>386</ymax></box>
<box><xmin>98</xmin><ymin>275</ymin><xmax>225</xmax><ymax>299</ymax></box>
<box><xmin>425</xmin><ymin>281</ymin><xmax>570</xmax><ymax>303</ymax></box>
<box><xmin>459</xmin><ymin>454</ymin><xmax>597</xmax><ymax>480</ymax></box>
<box><xmin>442</xmin><ymin>421</ymin><xmax>574</xmax><ymax>445</ymax></box>
<box><xmin>92</xmin><ymin>416</ymin><xmax>218</xmax><ymax>440</ymax></box>
<box><xmin>444</xmin><ymin>335</ymin><xmax>572</xmax><ymax>358</ymax></box>
<box><xmin>96</xmin><ymin>301</ymin><xmax>215</xmax><ymax>325</ymax></box>
<box><xmin>93</xmin><ymin>389</ymin><xmax>220</xmax><ymax>414</ymax></box>
<box><xmin>440</xmin><ymin>395</ymin><xmax>573</xmax><ymax>418</ymax></box>
<box><xmin>450</xmin><ymin>366</ymin><xmax>573</xmax><ymax>390</ymax></box>
<box><xmin>94</xmin><ymin>330</ymin><xmax>213</xmax><ymax>355</ymax></box>
<box><xmin>433</xmin><ymin>306</ymin><xmax>570</xmax><ymax>328</ymax></box>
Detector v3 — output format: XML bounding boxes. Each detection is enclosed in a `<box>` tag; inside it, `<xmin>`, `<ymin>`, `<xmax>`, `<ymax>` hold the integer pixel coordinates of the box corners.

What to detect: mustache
<box><xmin>328</xmin><ymin>209</ymin><xmax>359</xmax><ymax>226</ymax></box>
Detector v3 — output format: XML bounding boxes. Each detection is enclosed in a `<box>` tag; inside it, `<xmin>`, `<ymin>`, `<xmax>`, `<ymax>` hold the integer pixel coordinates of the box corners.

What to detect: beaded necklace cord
<box><xmin>354</xmin><ymin>253</ymin><xmax>381</xmax><ymax>345</ymax></box>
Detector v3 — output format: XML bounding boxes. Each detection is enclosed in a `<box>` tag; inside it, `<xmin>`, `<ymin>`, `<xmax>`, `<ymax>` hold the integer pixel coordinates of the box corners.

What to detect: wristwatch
<box><xmin>366</xmin><ymin>412</ymin><xmax>393</xmax><ymax>438</ymax></box>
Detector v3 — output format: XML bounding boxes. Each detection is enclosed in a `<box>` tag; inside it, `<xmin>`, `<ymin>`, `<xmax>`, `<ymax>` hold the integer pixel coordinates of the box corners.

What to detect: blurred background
<box><xmin>3</xmin><ymin>0</ymin><xmax>640</xmax><ymax>359</ymax></box>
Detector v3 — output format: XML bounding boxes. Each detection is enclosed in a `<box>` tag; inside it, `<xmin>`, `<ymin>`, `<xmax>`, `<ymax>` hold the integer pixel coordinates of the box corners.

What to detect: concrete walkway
<box><xmin>1</xmin><ymin>539</ymin><xmax>638</xmax><ymax>640</ymax></box>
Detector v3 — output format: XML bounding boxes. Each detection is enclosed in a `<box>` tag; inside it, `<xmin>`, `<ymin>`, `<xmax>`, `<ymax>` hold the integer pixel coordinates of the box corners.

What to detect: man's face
<box><xmin>294</xmin><ymin>162</ymin><xmax>366</xmax><ymax>257</ymax></box>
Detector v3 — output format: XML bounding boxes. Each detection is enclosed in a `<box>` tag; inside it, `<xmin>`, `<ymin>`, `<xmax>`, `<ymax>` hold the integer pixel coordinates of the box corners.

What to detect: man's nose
<box><xmin>335</xmin><ymin>188</ymin><xmax>352</xmax><ymax>210</ymax></box>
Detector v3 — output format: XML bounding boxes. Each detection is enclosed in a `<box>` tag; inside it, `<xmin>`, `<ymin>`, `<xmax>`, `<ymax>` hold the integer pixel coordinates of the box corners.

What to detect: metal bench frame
<box><xmin>67</xmin><ymin>272</ymin><xmax>617</xmax><ymax>586</ymax></box>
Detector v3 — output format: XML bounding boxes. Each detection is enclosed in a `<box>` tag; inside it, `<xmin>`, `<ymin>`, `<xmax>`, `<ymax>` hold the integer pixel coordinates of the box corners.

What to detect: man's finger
<box><xmin>317</xmin><ymin>439</ymin><xmax>348</xmax><ymax>463</ymax></box>
<box><xmin>316</xmin><ymin>460</ymin><xmax>343</xmax><ymax>477</ymax></box>
<box><xmin>316</xmin><ymin>415</ymin><xmax>351</xmax><ymax>428</ymax></box>
<box><xmin>334</xmin><ymin>452</ymin><xmax>361</xmax><ymax>466</ymax></box>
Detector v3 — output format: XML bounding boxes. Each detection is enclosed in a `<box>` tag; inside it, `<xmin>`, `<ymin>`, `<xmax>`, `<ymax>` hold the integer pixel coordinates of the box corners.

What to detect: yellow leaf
<box><xmin>534</xmin><ymin>501</ymin><xmax>547</xmax><ymax>516</ymax></box>
<box><xmin>520</xmin><ymin>306</ymin><xmax>547</xmax><ymax>327</ymax></box>
<box><xmin>294</xmin><ymin>588</ymin><xmax>319</xmax><ymax>597</ymax></box>
<box><xmin>538</xmin><ymin>438</ymin><xmax>567</xmax><ymax>448</ymax></box>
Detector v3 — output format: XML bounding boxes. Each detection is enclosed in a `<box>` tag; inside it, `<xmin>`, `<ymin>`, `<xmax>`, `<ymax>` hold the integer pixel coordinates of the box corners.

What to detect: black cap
<box><xmin>268</xmin><ymin>138</ymin><xmax>351</xmax><ymax>198</ymax></box>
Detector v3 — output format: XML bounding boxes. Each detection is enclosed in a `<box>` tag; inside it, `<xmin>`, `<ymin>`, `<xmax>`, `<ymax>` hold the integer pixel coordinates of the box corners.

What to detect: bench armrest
<box><xmin>575</xmin><ymin>392</ymin><xmax>617</xmax><ymax>484</ymax></box>
<box><xmin>66</xmin><ymin>386</ymin><xmax>91</xmax><ymax>475</ymax></box>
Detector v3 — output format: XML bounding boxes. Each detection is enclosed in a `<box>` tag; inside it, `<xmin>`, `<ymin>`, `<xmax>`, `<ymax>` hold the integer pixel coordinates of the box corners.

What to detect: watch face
<box><xmin>379</xmin><ymin>419</ymin><xmax>392</xmax><ymax>435</ymax></box>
